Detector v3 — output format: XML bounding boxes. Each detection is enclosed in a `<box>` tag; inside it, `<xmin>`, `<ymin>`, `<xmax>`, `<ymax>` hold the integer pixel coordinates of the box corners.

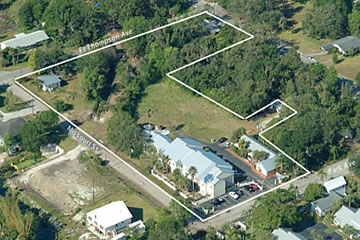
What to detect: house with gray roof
<box><xmin>39</xmin><ymin>75</ymin><xmax>61</xmax><ymax>92</ymax></box>
<box><xmin>324</xmin><ymin>175</ymin><xmax>347</xmax><ymax>196</ymax></box>
<box><xmin>320</xmin><ymin>36</ymin><xmax>360</xmax><ymax>55</ymax></box>
<box><xmin>311</xmin><ymin>192</ymin><xmax>342</xmax><ymax>217</ymax></box>
<box><xmin>0</xmin><ymin>117</ymin><xmax>25</xmax><ymax>146</ymax></box>
<box><xmin>0</xmin><ymin>30</ymin><xmax>49</xmax><ymax>51</ymax></box>
<box><xmin>147</xmin><ymin>130</ymin><xmax>234</xmax><ymax>198</ymax></box>
<box><xmin>334</xmin><ymin>206</ymin><xmax>360</xmax><ymax>231</ymax></box>
<box><xmin>240</xmin><ymin>135</ymin><xmax>278</xmax><ymax>176</ymax></box>
<box><xmin>272</xmin><ymin>228</ymin><xmax>308</xmax><ymax>240</ymax></box>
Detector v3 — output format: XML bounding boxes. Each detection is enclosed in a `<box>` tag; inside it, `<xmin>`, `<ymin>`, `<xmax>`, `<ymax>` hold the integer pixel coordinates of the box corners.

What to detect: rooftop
<box><xmin>332</xmin><ymin>36</ymin><xmax>360</xmax><ymax>52</ymax></box>
<box><xmin>38</xmin><ymin>75</ymin><xmax>61</xmax><ymax>86</ymax></box>
<box><xmin>0</xmin><ymin>30</ymin><xmax>49</xmax><ymax>49</ymax></box>
<box><xmin>163</xmin><ymin>137</ymin><xmax>233</xmax><ymax>185</ymax></box>
<box><xmin>335</xmin><ymin>205</ymin><xmax>360</xmax><ymax>230</ymax></box>
<box><xmin>312</xmin><ymin>192</ymin><xmax>342</xmax><ymax>211</ymax></box>
<box><xmin>272</xmin><ymin>228</ymin><xmax>308</xmax><ymax>240</ymax></box>
<box><xmin>324</xmin><ymin>176</ymin><xmax>346</xmax><ymax>193</ymax></box>
<box><xmin>0</xmin><ymin>117</ymin><xmax>25</xmax><ymax>139</ymax></box>
<box><xmin>87</xmin><ymin>201</ymin><xmax>133</xmax><ymax>229</ymax></box>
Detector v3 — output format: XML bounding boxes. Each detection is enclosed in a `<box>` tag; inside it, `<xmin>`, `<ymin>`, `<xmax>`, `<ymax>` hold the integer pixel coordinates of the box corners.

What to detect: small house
<box><xmin>0</xmin><ymin>30</ymin><xmax>49</xmax><ymax>51</ymax></box>
<box><xmin>86</xmin><ymin>201</ymin><xmax>133</xmax><ymax>239</ymax></box>
<box><xmin>324</xmin><ymin>176</ymin><xmax>347</xmax><ymax>196</ymax></box>
<box><xmin>320</xmin><ymin>36</ymin><xmax>360</xmax><ymax>55</ymax></box>
<box><xmin>240</xmin><ymin>135</ymin><xmax>278</xmax><ymax>176</ymax></box>
<box><xmin>38</xmin><ymin>75</ymin><xmax>61</xmax><ymax>92</ymax></box>
<box><xmin>334</xmin><ymin>205</ymin><xmax>360</xmax><ymax>231</ymax></box>
<box><xmin>311</xmin><ymin>192</ymin><xmax>342</xmax><ymax>217</ymax></box>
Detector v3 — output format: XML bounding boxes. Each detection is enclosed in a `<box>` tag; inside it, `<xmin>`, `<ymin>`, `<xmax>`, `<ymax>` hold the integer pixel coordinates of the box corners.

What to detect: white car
<box><xmin>229</xmin><ymin>191</ymin><xmax>239</xmax><ymax>200</ymax></box>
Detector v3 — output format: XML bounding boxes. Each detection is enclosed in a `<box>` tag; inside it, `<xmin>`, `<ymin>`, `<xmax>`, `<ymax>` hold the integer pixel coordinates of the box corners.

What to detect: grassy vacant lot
<box><xmin>138</xmin><ymin>79</ymin><xmax>249</xmax><ymax>143</ymax></box>
<box><xmin>22</xmin><ymin>76</ymin><xmax>94</xmax><ymax>120</ymax></box>
<box><xmin>315</xmin><ymin>54</ymin><xmax>360</xmax><ymax>80</ymax></box>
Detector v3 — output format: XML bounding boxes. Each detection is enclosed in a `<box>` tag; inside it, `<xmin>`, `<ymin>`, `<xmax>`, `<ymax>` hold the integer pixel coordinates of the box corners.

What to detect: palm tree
<box><xmin>188</xmin><ymin>166</ymin><xmax>197</xmax><ymax>197</ymax></box>
<box><xmin>275</xmin><ymin>155</ymin><xmax>287</xmax><ymax>173</ymax></box>
<box><xmin>162</xmin><ymin>155</ymin><xmax>170</xmax><ymax>174</ymax></box>
<box><xmin>318</xmin><ymin>168</ymin><xmax>327</xmax><ymax>183</ymax></box>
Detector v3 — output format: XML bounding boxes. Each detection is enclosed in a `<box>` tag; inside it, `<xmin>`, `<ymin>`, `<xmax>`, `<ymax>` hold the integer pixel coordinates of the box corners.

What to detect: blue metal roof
<box><xmin>146</xmin><ymin>130</ymin><xmax>171</xmax><ymax>154</ymax></box>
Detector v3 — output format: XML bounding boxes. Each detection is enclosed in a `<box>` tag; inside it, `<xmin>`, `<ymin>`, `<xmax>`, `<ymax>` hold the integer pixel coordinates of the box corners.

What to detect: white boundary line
<box><xmin>14</xmin><ymin>11</ymin><xmax>310</xmax><ymax>222</ymax></box>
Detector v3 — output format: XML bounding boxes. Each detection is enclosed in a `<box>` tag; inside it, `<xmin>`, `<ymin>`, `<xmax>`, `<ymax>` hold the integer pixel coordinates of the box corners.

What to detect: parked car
<box><xmin>211</xmin><ymin>199</ymin><xmax>221</xmax><ymax>206</ymax></box>
<box><xmin>229</xmin><ymin>191</ymin><xmax>239</xmax><ymax>200</ymax></box>
<box><xmin>250</xmin><ymin>183</ymin><xmax>259</xmax><ymax>191</ymax></box>
<box><xmin>218</xmin><ymin>137</ymin><xmax>228</xmax><ymax>143</ymax></box>
<box><xmin>235</xmin><ymin>189</ymin><xmax>244</xmax><ymax>197</ymax></box>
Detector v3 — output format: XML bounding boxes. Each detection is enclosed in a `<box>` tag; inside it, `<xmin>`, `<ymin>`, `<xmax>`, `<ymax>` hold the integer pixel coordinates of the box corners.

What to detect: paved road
<box><xmin>190</xmin><ymin>158</ymin><xmax>352</xmax><ymax>230</ymax></box>
<box><xmin>0</xmin><ymin>67</ymin><xmax>30</xmax><ymax>83</ymax></box>
<box><xmin>0</xmin><ymin>67</ymin><xmax>48</xmax><ymax>112</ymax></box>
<box><xmin>0</xmin><ymin>107</ymin><xmax>34</xmax><ymax>122</ymax></box>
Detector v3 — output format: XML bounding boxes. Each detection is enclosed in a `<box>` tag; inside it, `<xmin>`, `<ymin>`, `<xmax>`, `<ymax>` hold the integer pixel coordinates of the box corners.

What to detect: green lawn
<box><xmin>315</xmin><ymin>54</ymin><xmax>360</xmax><ymax>80</ymax></box>
<box><xmin>0</xmin><ymin>90</ymin><xmax>28</xmax><ymax>113</ymax></box>
<box><xmin>137</xmin><ymin>79</ymin><xmax>249</xmax><ymax>143</ymax></box>
<box><xmin>58</xmin><ymin>137</ymin><xmax>78</xmax><ymax>152</ymax></box>
<box><xmin>22</xmin><ymin>76</ymin><xmax>94</xmax><ymax>117</ymax></box>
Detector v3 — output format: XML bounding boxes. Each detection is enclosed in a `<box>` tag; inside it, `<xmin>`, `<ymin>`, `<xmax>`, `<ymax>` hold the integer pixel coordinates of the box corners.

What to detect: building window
<box><xmin>88</xmin><ymin>216</ymin><xmax>92</xmax><ymax>221</ymax></box>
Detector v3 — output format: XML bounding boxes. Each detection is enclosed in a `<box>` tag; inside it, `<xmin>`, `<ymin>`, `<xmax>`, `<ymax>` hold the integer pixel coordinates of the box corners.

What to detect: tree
<box><xmin>252</xmin><ymin>150</ymin><xmax>267</xmax><ymax>162</ymax></box>
<box><xmin>349</xmin><ymin>3</ymin><xmax>360</xmax><ymax>37</ymax></box>
<box><xmin>3</xmin><ymin>133</ymin><xmax>16</xmax><ymax>151</ymax></box>
<box><xmin>231</xmin><ymin>127</ymin><xmax>246</xmax><ymax>142</ymax></box>
<box><xmin>304</xmin><ymin>183</ymin><xmax>325</xmax><ymax>202</ymax></box>
<box><xmin>107</xmin><ymin>110</ymin><xmax>145</xmax><ymax>158</ymax></box>
<box><xmin>248</xmin><ymin>189</ymin><xmax>300</xmax><ymax>231</ymax></box>
<box><xmin>18</xmin><ymin>110</ymin><xmax>59</xmax><ymax>153</ymax></box>
<box><xmin>162</xmin><ymin>155</ymin><xmax>170</xmax><ymax>174</ymax></box>
<box><xmin>54</xmin><ymin>100</ymin><xmax>72</xmax><ymax>113</ymax></box>
<box><xmin>332</xmin><ymin>53</ymin><xmax>340</xmax><ymax>64</ymax></box>
<box><xmin>343</xmin><ymin>224</ymin><xmax>357</xmax><ymax>239</ymax></box>
<box><xmin>4</xmin><ymin>90</ymin><xmax>18</xmax><ymax>112</ymax></box>
<box><xmin>356</xmin><ymin>72</ymin><xmax>360</xmax><ymax>86</ymax></box>
<box><xmin>317</xmin><ymin>168</ymin><xmax>328</xmax><ymax>183</ymax></box>
<box><xmin>188</xmin><ymin>166</ymin><xmax>197</xmax><ymax>197</ymax></box>
<box><xmin>275</xmin><ymin>155</ymin><xmax>288</xmax><ymax>173</ymax></box>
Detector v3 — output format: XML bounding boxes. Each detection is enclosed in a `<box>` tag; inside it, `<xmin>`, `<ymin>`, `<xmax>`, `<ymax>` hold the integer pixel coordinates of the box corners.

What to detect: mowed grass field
<box><xmin>278</xmin><ymin>0</ymin><xmax>329</xmax><ymax>53</ymax></box>
<box><xmin>138</xmin><ymin>79</ymin><xmax>249</xmax><ymax>143</ymax></box>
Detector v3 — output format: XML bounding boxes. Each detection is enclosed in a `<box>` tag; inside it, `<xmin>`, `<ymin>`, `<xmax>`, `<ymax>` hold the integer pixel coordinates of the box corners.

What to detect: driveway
<box><xmin>296</xmin><ymin>222</ymin><xmax>342</xmax><ymax>240</ymax></box>
<box><xmin>0</xmin><ymin>107</ymin><xmax>34</xmax><ymax>122</ymax></box>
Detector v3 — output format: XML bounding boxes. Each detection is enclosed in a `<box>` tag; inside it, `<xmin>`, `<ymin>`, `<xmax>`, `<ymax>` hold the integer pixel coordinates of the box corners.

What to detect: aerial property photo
<box><xmin>0</xmin><ymin>0</ymin><xmax>360</xmax><ymax>240</ymax></box>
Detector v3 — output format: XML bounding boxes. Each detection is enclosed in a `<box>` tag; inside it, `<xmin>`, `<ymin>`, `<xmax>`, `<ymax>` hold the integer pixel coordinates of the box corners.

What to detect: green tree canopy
<box><xmin>304</xmin><ymin>183</ymin><xmax>325</xmax><ymax>202</ymax></box>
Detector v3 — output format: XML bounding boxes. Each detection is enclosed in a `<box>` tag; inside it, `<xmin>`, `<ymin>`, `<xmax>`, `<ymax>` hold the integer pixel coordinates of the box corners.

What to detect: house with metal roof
<box><xmin>320</xmin><ymin>36</ymin><xmax>360</xmax><ymax>55</ymax></box>
<box><xmin>240</xmin><ymin>135</ymin><xmax>278</xmax><ymax>176</ymax></box>
<box><xmin>324</xmin><ymin>175</ymin><xmax>347</xmax><ymax>196</ymax></box>
<box><xmin>38</xmin><ymin>75</ymin><xmax>61</xmax><ymax>92</ymax></box>
<box><xmin>0</xmin><ymin>30</ymin><xmax>50</xmax><ymax>51</ymax></box>
<box><xmin>311</xmin><ymin>192</ymin><xmax>342</xmax><ymax>217</ymax></box>
<box><xmin>86</xmin><ymin>201</ymin><xmax>132</xmax><ymax>239</ymax></box>
<box><xmin>272</xmin><ymin>228</ymin><xmax>308</xmax><ymax>240</ymax></box>
<box><xmin>334</xmin><ymin>206</ymin><xmax>360</xmax><ymax>231</ymax></box>
<box><xmin>148</xmin><ymin>131</ymin><xmax>234</xmax><ymax>198</ymax></box>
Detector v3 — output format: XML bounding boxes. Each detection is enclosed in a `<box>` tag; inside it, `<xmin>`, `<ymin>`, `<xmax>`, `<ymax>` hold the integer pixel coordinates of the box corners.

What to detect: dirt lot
<box><xmin>12</xmin><ymin>144</ymin><xmax>159</xmax><ymax>221</ymax></box>
<box><xmin>14</xmin><ymin>145</ymin><xmax>90</xmax><ymax>215</ymax></box>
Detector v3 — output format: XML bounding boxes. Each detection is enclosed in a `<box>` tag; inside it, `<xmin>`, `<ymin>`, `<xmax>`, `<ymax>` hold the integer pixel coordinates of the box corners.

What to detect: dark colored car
<box><xmin>218</xmin><ymin>137</ymin><xmax>228</xmax><ymax>143</ymax></box>
<box><xmin>211</xmin><ymin>199</ymin><xmax>221</xmax><ymax>206</ymax></box>
<box><xmin>250</xmin><ymin>184</ymin><xmax>259</xmax><ymax>191</ymax></box>
<box><xmin>235</xmin><ymin>190</ymin><xmax>244</xmax><ymax>197</ymax></box>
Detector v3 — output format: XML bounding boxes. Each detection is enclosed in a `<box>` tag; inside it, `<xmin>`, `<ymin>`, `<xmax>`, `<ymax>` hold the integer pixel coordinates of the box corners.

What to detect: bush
<box><xmin>332</xmin><ymin>54</ymin><xmax>339</xmax><ymax>64</ymax></box>
<box><xmin>54</xmin><ymin>100</ymin><xmax>72</xmax><ymax>112</ymax></box>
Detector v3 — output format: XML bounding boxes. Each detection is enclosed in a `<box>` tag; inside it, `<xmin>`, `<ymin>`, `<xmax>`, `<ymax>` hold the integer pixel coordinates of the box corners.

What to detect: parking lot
<box><xmin>194</xmin><ymin>141</ymin><xmax>278</xmax><ymax>218</ymax></box>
